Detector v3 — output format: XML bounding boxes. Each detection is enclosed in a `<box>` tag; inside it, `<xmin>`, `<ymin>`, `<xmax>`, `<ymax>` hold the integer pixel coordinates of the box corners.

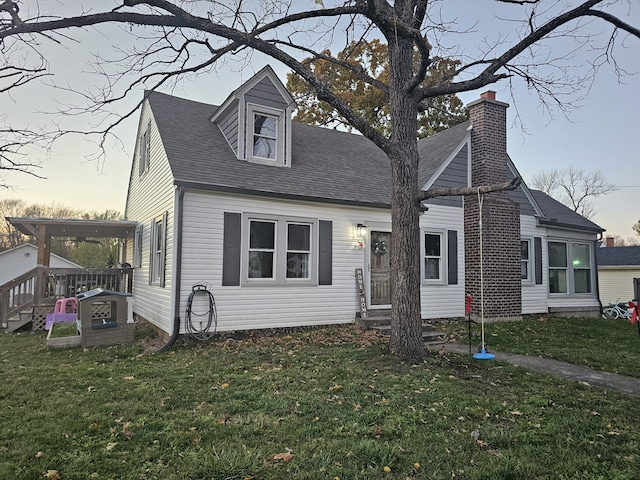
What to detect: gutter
<box><xmin>158</xmin><ymin>186</ymin><xmax>185</xmax><ymax>352</ymax></box>
<box><xmin>537</xmin><ymin>217</ymin><xmax>604</xmax><ymax>235</ymax></box>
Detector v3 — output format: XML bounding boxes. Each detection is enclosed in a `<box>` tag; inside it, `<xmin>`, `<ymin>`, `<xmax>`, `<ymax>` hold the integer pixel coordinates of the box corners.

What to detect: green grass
<box><xmin>441</xmin><ymin>316</ymin><xmax>640</xmax><ymax>378</ymax></box>
<box><xmin>48</xmin><ymin>323</ymin><xmax>79</xmax><ymax>339</ymax></box>
<box><xmin>0</xmin><ymin>323</ymin><xmax>639</xmax><ymax>479</ymax></box>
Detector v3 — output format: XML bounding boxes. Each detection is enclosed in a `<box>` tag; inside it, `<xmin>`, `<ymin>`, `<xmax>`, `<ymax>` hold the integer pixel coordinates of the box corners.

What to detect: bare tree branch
<box><xmin>530</xmin><ymin>166</ymin><xmax>618</xmax><ymax>219</ymax></box>
<box><xmin>416</xmin><ymin>176</ymin><xmax>522</xmax><ymax>205</ymax></box>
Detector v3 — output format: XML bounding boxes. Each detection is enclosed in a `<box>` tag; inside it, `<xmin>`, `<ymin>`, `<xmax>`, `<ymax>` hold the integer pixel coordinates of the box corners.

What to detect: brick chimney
<box><xmin>464</xmin><ymin>91</ymin><xmax>522</xmax><ymax>321</ymax></box>
<box><xmin>605</xmin><ymin>236</ymin><xmax>614</xmax><ymax>248</ymax></box>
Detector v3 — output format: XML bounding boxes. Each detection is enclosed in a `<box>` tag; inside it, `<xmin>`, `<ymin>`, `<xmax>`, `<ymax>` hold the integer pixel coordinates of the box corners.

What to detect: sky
<box><xmin>1</xmin><ymin>1</ymin><xmax>639</xmax><ymax>241</ymax></box>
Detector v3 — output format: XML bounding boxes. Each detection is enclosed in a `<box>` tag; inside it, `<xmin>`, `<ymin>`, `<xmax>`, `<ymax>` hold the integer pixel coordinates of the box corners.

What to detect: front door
<box><xmin>370</xmin><ymin>231</ymin><xmax>392</xmax><ymax>305</ymax></box>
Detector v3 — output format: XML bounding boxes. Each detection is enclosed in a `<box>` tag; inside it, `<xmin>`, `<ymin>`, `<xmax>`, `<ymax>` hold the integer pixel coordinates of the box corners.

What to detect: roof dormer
<box><xmin>211</xmin><ymin>66</ymin><xmax>295</xmax><ymax>167</ymax></box>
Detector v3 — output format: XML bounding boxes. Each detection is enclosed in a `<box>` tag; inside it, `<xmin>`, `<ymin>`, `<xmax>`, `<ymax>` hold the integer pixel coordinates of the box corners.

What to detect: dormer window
<box><xmin>253</xmin><ymin>113</ymin><xmax>277</xmax><ymax>159</ymax></box>
<box><xmin>210</xmin><ymin>66</ymin><xmax>294</xmax><ymax>167</ymax></box>
<box><xmin>247</xmin><ymin>103</ymin><xmax>286</xmax><ymax>166</ymax></box>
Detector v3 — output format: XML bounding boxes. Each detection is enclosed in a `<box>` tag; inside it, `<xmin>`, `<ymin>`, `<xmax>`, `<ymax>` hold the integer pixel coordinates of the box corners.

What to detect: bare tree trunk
<box><xmin>386</xmin><ymin>33</ymin><xmax>424</xmax><ymax>363</ymax></box>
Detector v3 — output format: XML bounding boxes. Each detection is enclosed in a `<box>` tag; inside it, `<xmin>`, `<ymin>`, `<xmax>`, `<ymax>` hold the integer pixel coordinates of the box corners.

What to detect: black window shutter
<box><xmin>222</xmin><ymin>212</ymin><xmax>242</xmax><ymax>286</ymax></box>
<box><xmin>534</xmin><ymin>237</ymin><xmax>543</xmax><ymax>285</ymax></box>
<box><xmin>318</xmin><ymin>220</ymin><xmax>333</xmax><ymax>285</ymax></box>
<box><xmin>447</xmin><ymin>230</ymin><xmax>458</xmax><ymax>285</ymax></box>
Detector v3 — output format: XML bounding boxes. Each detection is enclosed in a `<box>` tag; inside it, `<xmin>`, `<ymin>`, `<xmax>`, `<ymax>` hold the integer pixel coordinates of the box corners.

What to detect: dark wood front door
<box><xmin>370</xmin><ymin>231</ymin><xmax>391</xmax><ymax>305</ymax></box>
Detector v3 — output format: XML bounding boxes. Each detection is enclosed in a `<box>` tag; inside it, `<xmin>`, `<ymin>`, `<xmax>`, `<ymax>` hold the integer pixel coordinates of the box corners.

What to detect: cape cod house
<box><xmin>123</xmin><ymin>66</ymin><xmax>604</xmax><ymax>337</ymax></box>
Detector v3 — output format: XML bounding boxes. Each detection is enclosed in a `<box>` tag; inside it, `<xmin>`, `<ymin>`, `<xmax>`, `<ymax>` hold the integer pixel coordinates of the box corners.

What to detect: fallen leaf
<box><xmin>45</xmin><ymin>470</ymin><xmax>60</xmax><ymax>480</ymax></box>
<box><xmin>264</xmin><ymin>452</ymin><xmax>294</xmax><ymax>465</ymax></box>
<box><xmin>106</xmin><ymin>442</ymin><xmax>117</xmax><ymax>451</ymax></box>
<box><xmin>510</xmin><ymin>411</ymin><xmax>523</xmax><ymax>416</ymax></box>
<box><xmin>272</xmin><ymin>452</ymin><xmax>293</xmax><ymax>461</ymax></box>
<box><xmin>35</xmin><ymin>451</ymin><xmax>43</xmax><ymax>458</ymax></box>
<box><xmin>123</xmin><ymin>376</ymin><xmax>134</xmax><ymax>380</ymax></box>
<box><xmin>220</xmin><ymin>383</ymin><xmax>229</xmax><ymax>389</ymax></box>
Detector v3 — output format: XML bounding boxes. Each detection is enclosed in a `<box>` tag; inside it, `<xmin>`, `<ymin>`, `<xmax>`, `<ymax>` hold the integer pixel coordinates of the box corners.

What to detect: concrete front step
<box><xmin>372</xmin><ymin>325</ymin><xmax>446</xmax><ymax>340</ymax></box>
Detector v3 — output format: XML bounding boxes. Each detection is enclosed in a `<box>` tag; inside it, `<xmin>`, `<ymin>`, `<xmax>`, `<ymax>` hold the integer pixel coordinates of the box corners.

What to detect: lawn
<box><xmin>441</xmin><ymin>316</ymin><xmax>640</xmax><ymax>378</ymax></box>
<box><xmin>0</xmin><ymin>322</ymin><xmax>639</xmax><ymax>479</ymax></box>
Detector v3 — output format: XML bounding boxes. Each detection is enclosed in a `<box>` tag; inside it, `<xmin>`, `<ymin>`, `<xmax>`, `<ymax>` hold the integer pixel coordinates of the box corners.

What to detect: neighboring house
<box><xmin>123</xmin><ymin>66</ymin><xmax>604</xmax><ymax>336</ymax></box>
<box><xmin>596</xmin><ymin>245</ymin><xmax>640</xmax><ymax>305</ymax></box>
<box><xmin>0</xmin><ymin>244</ymin><xmax>82</xmax><ymax>286</ymax></box>
<box><xmin>0</xmin><ymin>243</ymin><xmax>82</xmax><ymax>304</ymax></box>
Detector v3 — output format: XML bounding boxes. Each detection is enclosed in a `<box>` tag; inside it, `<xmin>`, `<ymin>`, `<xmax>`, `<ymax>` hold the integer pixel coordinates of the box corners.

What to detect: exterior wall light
<box><xmin>354</xmin><ymin>223</ymin><xmax>367</xmax><ymax>249</ymax></box>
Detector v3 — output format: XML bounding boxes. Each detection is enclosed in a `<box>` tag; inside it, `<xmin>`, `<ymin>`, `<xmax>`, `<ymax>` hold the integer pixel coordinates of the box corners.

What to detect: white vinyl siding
<box><xmin>180</xmin><ymin>191</ymin><xmax>377</xmax><ymax>332</ymax></box>
<box><xmin>418</xmin><ymin>206</ymin><xmax>465</xmax><ymax>319</ymax></box>
<box><xmin>598</xmin><ymin>267</ymin><xmax>640</xmax><ymax>306</ymax></box>
<box><xmin>520</xmin><ymin>216</ymin><xmax>548</xmax><ymax>314</ymax></box>
<box><xmin>124</xmin><ymin>99</ymin><xmax>175</xmax><ymax>333</ymax></box>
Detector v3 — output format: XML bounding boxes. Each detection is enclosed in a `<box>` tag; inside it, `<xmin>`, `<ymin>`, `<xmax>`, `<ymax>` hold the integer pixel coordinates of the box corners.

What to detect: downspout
<box><xmin>594</xmin><ymin>233</ymin><xmax>603</xmax><ymax>314</ymax></box>
<box><xmin>158</xmin><ymin>186</ymin><xmax>185</xmax><ymax>352</ymax></box>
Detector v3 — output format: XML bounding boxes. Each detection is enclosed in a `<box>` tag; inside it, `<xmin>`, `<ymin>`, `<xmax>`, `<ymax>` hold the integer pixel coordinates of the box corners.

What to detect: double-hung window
<box><xmin>548</xmin><ymin>241</ymin><xmax>568</xmax><ymax>293</ymax></box>
<box><xmin>422</xmin><ymin>231</ymin><xmax>444</xmax><ymax>282</ymax></box>
<box><xmin>246</xmin><ymin>104</ymin><xmax>285</xmax><ymax>166</ymax></box>
<box><xmin>133</xmin><ymin>224</ymin><xmax>143</xmax><ymax>268</ymax></box>
<box><xmin>572</xmin><ymin>243</ymin><xmax>592</xmax><ymax>293</ymax></box>
<box><xmin>150</xmin><ymin>213</ymin><xmax>167</xmax><ymax>287</ymax></box>
<box><xmin>244</xmin><ymin>215</ymin><xmax>315</xmax><ymax>284</ymax></box>
<box><xmin>253</xmin><ymin>114</ymin><xmax>277</xmax><ymax>160</ymax></box>
<box><xmin>286</xmin><ymin>223</ymin><xmax>311</xmax><ymax>279</ymax></box>
<box><xmin>548</xmin><ymin>240</ymin><xmax>592</xmax><ymax>294</ymax></box>
<box><xmin>248</xmin><ymin>220</ymin><xmax>276</xmax><ymax>279</ymax></box>
<box><xmin>521</xmin><ymin>239</ymin><xmax>532</xmax><ymax>282</ymax></box>
<box><xmin>139</xmin><ymin>122</ymin><xmax>151</xmax><ymax>176</ymax></box>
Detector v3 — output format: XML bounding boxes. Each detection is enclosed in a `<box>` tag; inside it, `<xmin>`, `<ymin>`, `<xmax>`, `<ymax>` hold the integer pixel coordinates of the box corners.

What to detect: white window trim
<box><xmin>241</xmin><ymin>213</ymin><xmax>318</xmax><ymax>286</ymax></box>
<box><xmin>246</xmin><ymin>103</ymin><xmax>285</xmax><ymax>166</ymax></box>
<box><xmin>150</xmin><ymin>213</ymin><xmax>167</xmax><ymax>287</ymax></box>
<box><xmin>421</xmin><ymin>229</ymin><xmax>446</xmax><ymax>285</ymax></box>
<box><xmin>548</xmin><ymin>239</ymin><xmax>593</xmax><ymax>296</ymax></box>
<box><xmin>521</xmin><ymin>237</ymin><xmax>533</xmax><ymax>284</ymax></box>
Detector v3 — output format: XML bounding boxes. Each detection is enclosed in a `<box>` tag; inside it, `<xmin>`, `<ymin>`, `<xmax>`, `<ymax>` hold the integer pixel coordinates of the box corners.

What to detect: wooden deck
<box><xmin>1</xmin><ymin>267</ymin><xmax>133</xmax><ymax>331</ymax></box>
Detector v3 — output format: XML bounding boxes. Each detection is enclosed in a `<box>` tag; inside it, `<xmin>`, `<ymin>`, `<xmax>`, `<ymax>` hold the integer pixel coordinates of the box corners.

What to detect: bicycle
<box><xmin>602</xmin><ymin>300</ymin><xmax>632</xmax><ymax>320</ymax></box>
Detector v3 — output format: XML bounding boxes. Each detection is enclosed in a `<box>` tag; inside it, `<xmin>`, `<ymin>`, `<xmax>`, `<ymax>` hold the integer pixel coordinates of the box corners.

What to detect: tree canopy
<box><xmin>286</xmin><ymin>39</ymin><xmax>468</xmax><ymax>137</ymax></box>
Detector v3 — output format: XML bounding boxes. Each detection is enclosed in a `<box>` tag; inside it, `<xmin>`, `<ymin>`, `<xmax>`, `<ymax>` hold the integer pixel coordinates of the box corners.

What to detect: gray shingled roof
<box><xmin>147</xmin><ymin>91</ymin><xmax>604</xmax><ymax>234</ymax></box>
<box><xmin>596</xmin><ymin>246</ymin><xmax>640</xmax><ymax>266</ymax></box>
<box><xmin>529</xmin><ymin>190</ymin><xmax>603</xmax><ymax>233</ymax></box>
<box><xmin>147</xmin><ymin>91</ymin><xmax>393</xmax><ymax>207</ymax></box>
<box><xmin>417</xmin><ymin>121</ymin><xmax>470</xmax><ymax>187</ymax></box>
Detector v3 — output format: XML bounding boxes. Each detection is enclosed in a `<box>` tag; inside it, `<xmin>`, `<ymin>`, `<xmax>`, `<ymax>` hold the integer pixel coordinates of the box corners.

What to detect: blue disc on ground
<box><xmin>473</xmin><ymin>349</ymin><xmax>495</xmax><ymax>360</ymax></box>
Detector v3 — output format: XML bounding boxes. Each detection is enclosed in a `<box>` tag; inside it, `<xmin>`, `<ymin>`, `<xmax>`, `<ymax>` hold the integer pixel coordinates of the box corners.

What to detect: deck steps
<box><xmin>3</xmin><ymin>312</ymin><xmax>33</xmax><ymax>333</ymax></box>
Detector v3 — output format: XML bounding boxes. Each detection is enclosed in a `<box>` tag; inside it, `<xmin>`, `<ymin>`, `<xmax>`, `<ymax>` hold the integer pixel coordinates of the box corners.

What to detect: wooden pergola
<box><xmin>6</xmin><ymin>217</ymin><xmax>137</xmax><ymax>267</ymax></box>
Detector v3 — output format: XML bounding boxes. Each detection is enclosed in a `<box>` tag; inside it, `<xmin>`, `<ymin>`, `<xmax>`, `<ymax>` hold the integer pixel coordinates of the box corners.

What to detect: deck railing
<box><xmin>0</xmin><ymin>267</ymin><xmax>133</xmax><ymax>326</ymax></box>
